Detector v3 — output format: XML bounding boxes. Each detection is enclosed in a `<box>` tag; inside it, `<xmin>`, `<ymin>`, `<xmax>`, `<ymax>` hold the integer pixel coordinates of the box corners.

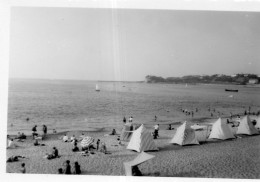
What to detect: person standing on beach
<box><xmin>32</xmin><ymin>125</ymin><xmax>37</xmax><ymax>138</ymax></box>
<box><xmin>96</xmin><ymin>139</ymin><xmax>100</xmax><ymax>151</ymax></box>
<box><xmin>129</xmin><ymin>116</ymin><xmax>133</xmax><ymax>123</ymax></box>
<box><xmin>153</xmin><ymin>124</ymin><xmax>159</xmax><ymax>139</ymax></box>
<box><xmin>64</xmin><ymin>160</ymin><xmax>72</xmax><ymax>174</ymax></box>
<box><xmin>73</xmin><ymin>162</ymin><xmax>81</xmax><ymax>174</ymax></box>
<box><xmin>123</xmin><ymin>117</ymin><xmax>126</xmax><ymax>124</ymax></box>
<box><xmin>42</xmin><ymin>125</ymin><xmax>47</xmax><ymax>135</ymax></box>
<box><xmin>20</xmin><ymin>163</ymin><xmax>26</xmax><ymax>173</ymax></box>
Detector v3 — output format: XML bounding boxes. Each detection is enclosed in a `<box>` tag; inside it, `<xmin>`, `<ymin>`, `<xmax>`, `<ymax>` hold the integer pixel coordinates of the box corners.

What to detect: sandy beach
<box><xmin>6</xmin><ymin>123</ymin><xmax>260</xmax><ymax>178</ymax></box>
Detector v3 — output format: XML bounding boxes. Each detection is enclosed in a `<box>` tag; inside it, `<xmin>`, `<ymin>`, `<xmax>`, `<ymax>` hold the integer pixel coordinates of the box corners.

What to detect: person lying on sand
<box><xmin>6</xmin><ymin>155</ymin><xmax>27</xmax><ymax>162</ymax></box>
<box><xmin>15</xmin><ymin>132</ymin><xmax>26</xmax><ymax>142</ymax></box>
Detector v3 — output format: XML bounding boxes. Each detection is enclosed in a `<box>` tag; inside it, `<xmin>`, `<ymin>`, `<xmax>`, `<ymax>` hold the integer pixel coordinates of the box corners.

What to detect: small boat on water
<box><xmin>225</xmin><ymin>89</ymin><xmax>238</xmax><ymax>92</ymax></box>
<box><xmin>95</xmin><ymin>84</ymin><xmax>100</xmax><ymax>92</ymax></box>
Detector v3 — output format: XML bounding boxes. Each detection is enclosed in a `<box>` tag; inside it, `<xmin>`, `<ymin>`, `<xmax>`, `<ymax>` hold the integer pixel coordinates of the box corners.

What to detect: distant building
<box><xmin>248</xmin><ymin>79</ymin><xmax>259</xmax><ymax>84</ymax></box>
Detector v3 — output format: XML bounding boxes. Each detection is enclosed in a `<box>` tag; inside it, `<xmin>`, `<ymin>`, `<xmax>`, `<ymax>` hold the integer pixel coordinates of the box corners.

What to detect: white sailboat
<box><xmin>95</xmin><ymin>84</ymin><xmax>100</xmax><ymax>92</ymax></box>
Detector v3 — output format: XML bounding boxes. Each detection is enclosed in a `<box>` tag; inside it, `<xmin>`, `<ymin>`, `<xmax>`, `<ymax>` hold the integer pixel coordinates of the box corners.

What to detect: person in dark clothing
<box><xmin>32</xmin><ymin>125</ymin><xmax>37</xmax><ymax>132</ymax></box>
<box><xmin>168</xmin><ymin>124</ymin><xmax>172</xmax><ymax>130</ymax></box>
<box><xmin>132</xmin><ymin>165</ymin><xmax>142</xmax><ymax>176</ymax></box>
<box><xmin>123</xmin><ymin>117</ymin><xmax>126</xmax><ymax>124</ymax></box>
<box><xmin>64</xmin><ymin>160</ymin><xmax>72</xmax><ymax>174</ymax></box>
<box><xmin>47</xmin><ymin>147</ymin><xmax>59</xmax><ymax>159</ymax></box>
<box><xmin>58</xmin><ymin>168</ymin><xmax>63</xmax><ymax>174</ymax></box>
<box><xmin>73</xmin><ymin>162</ymin><xmax>81</xmax><ymax>174</ymax></box>
<box><xmin>42</xmin><ymin>125</ymin><xmax>47</xmax><ymax>135</ymax></box>
<box><xmin>72</xmin><ymin>142</ymin><xmax>79</xmax><ymax>152</ymax></box>
<box><xmin>53</xmin><ymin>147</ymin><xmax>59</xmax><ymax>157</ymax></box>
<box><xmin>6</xmin><ymin>155</ymin><xmax>26</xmax><ymax>162</ymax></box>
<box><xmin>96</xmin><ymin>139</ymin><xmax>100</xmax><ymax>151</ymax></box>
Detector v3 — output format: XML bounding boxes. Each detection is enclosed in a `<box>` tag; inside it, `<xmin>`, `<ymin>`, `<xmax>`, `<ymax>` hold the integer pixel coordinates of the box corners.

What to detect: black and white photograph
<box><xmin>1</xmin><ymin>0</ymin><xmax>260</xmax><ymax>181</ymax></box>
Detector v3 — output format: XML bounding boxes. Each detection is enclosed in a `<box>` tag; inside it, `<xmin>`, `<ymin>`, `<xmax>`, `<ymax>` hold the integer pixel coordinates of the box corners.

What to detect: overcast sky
<box><xmin>9</xmin><ymin>7</ymin><xmax>260</xmax><ymax>81</ymax></box>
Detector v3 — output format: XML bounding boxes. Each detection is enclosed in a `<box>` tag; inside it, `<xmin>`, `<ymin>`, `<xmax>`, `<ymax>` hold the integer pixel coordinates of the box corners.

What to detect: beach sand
<box><xmin>6</xmin><ymin>125</ymin><xmax>260</xmax><ymax>178</ymax></box>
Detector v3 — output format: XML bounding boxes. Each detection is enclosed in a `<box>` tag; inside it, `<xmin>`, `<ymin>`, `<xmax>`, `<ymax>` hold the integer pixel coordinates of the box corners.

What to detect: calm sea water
<box><xmin>7</xmin><ymin>78</ymin><xmax>260</xmax><ymax>135</ymax></box>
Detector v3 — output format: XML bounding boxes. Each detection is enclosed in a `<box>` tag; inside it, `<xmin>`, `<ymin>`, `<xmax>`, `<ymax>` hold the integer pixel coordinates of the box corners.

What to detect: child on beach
<box><xmin>72</xmin><ymin>142</ymin><xmax>79</xmax><ymax>152</ymax></box>
<box><xmin>73</xmin><ymin>162</ymin><xmax>81</xmax><ymax>174</ymax></box>
<box><xmin>58</xmin><ymin>168</ymin><xmax>63</xmax><ymax>174</ymax></box>
<box><xmin>64</xmin><ymin>160</ymin><xmax>72</xmax><ymax>174</ymax></box>
<box><xmin>117</xmin><ymin>136</ymin><xmax>121</xmax><ymax>145</ymax></box>
<box><xmin>20</xmin><ymin>163</ymin><xmax>26</xmax><ymax>173</ymax></box>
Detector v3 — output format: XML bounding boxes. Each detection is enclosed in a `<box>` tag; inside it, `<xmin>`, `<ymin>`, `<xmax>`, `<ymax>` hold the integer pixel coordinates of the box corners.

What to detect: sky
<box><xmin>9</xmin><ymin>7</ymin><xmax>260</xmax><ymax>81</ymax></box>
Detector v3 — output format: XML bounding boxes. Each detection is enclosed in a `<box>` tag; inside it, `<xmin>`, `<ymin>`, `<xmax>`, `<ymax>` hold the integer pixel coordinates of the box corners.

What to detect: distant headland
<box><xmin>145</xmin><ymin>74</ymin><xmax>260</xmax><ymax>85</ymax></box>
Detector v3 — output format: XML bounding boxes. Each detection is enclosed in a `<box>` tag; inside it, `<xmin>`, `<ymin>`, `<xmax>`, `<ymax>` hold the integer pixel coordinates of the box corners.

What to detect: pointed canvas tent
<box><xmin>127</xmin><ymin>124</ymin><xmax>158</xmax><ymax>152</ymax></box>
<box><xmin>120</xmin><ymin>123</ymin><xmax>133</xmax><ymax>141</ymax></box>
<box><xmin>124</xmin><ymin>152</ymin><xmax>155</xmax><ymax>176</ymax></box>
<box><xmin>236</xmin><ymin>116</ymin><xmax>258</xmax><ymax>135</ymax></box>
<box><xmin>255</xmin><ymin>116</ymin><xmax>260</xmax><ymax>130</ymax></box>
<box><xmin>208</xmin><ymin>118</ymin><xmax>235</xmax><ymax>140</ymax></box>
<box><xmin>169</xmin><ymin>121</ymin><xmax>199</xmax><ymax>145</ymax></box>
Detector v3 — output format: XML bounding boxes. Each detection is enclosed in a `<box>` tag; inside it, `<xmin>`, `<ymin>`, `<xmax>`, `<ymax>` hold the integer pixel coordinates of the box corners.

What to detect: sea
<box><xmin>7</xmin><ymin>78</ymin><xmax>260</xmax><ymax>135</ymax></box>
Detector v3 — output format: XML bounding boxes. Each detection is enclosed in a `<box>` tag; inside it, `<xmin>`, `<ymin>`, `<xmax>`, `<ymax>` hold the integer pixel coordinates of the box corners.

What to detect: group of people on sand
<box><xmin>58</xmin><ymin>160</ymin><xmax>81</xmax><ymax>174</ymax></box>
<box><xmin>32</xmin><ymin>124</ymin><xmax>48</xmax><ymax>139</ymax></box>
<box><xmin>60</xmin><ymin>133</ymin><xmax>109</xmax><ymax>155</ymax></box>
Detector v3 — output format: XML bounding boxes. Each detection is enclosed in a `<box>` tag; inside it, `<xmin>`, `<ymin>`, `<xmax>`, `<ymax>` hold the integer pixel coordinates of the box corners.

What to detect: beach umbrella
<box><xmin>123</xmin><ymin>152</ymin><xmax>155</xmax><ymax>176</ymax></box>
<box><xmin>81</xmin><ymin>136</ymin><xmax>95</xmax><ymax>148</ymax></box>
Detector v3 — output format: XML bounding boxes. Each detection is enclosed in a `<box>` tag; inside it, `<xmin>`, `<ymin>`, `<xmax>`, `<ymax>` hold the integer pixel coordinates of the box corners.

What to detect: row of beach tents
<box><xmin>122</xmin><ymin>115</ymin><xmax>260</xmax><ymax>152</ymax></box>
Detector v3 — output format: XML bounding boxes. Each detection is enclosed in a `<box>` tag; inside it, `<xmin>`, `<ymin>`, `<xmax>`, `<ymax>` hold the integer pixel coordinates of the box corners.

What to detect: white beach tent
<box><xmin>169</xmin><ymin>121</ymin><xmax>199</xmax><ymax>146</ymax></box>
<box><xmin>236</xmin><ymin>115</ymin><xmax>258</xmax><ymax>135</ymax></box>
<box><xmin>127</xmin><ymin>124</ymin><xmax>158</xmax><ymax>152</ymax></box>
<box><xmin>255</xmin><ymin>116</ymin><xmax>260</xmax><ymax>130</ymax></box>
<box><xmin>120</xmin><ymin>123</ymin><xmax>133</xmax><ymax>141</ymax></box>
<box><xmin>124</xmin><ymin>152</ymin><xmax>155</xmax><ymax>176</ymax></box>
<box><xmin>208</xmin><ymin>118</ymin><xmax>235</xmax><ymax>140</ymax></box>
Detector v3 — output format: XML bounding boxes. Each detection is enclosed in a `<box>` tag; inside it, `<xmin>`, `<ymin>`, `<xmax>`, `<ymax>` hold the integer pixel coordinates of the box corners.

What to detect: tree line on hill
<box><xmin>145</xmin><ymin>74</ymin><xmax>259</xmax><ymax>85</ymax></box>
